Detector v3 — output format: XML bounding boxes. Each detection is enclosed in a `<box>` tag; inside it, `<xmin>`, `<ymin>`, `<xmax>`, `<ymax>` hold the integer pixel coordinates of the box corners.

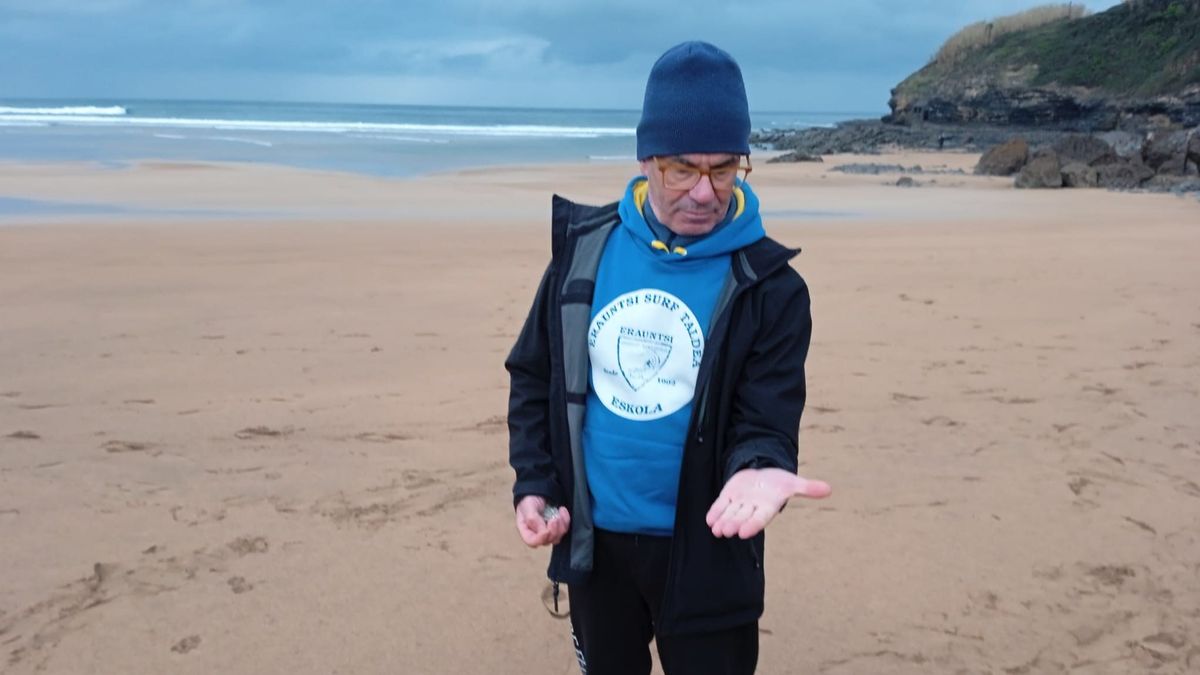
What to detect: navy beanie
<box><xmin>636</xmin><ymin>41</ymin><xmax>751</xmax><ymax>160</ymax></box>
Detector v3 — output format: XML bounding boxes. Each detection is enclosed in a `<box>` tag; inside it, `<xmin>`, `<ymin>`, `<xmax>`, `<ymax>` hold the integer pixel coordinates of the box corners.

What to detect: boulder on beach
<box><xmin>975</xmin><ymin>138</ymin><xmax>1029</xmax><ymax>176</ymax></box>
<box><xmin>1015</xmin><ymin>151</ymin><xmax>1063</xmax><ymax>189</ymax></box>
<box><xmin>1096</xmin><ymin>161</ymin><xmax>1156</xmax><ymax>189</ymax></box>
<box><xmin>1061</xmin><ymin>162</ymin><xmax>1100</xmax><ymax>188</ymax></box>
<box><xmin>1143</xmin><ymin>129</ymin><xmax>1193</xmax><ymax>176</ymax></box>
<box><xmin>1053</xmin><ymin>134</ymin><xmax>1117</xmax><ymax>167</ymax></box>
<box><xmin>1144</xmin><ymin>175</ymin><xmax>1200</xmax><ymax>193</ymax></box>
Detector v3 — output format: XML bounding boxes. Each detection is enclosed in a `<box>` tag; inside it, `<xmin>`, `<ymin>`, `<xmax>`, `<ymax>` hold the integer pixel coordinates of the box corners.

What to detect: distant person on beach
<box><xmin>506</xmin><ymin>41</ymin><xmax>831</xmax><ymax>675</ymax></box>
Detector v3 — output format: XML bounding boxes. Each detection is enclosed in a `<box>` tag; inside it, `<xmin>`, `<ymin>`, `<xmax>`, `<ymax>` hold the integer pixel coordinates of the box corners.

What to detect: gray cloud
<box><xmin>0</xmin><ymin>0</ymin><xmax>1122</xmax><ymax>110</ymax></box>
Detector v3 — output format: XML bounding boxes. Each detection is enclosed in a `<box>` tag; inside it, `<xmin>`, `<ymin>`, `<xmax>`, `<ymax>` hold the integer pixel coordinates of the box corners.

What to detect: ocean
<box><xmin>0</xmin><ymin>99</ymin><xmax>872</xmax><ymax>177</ymax></box>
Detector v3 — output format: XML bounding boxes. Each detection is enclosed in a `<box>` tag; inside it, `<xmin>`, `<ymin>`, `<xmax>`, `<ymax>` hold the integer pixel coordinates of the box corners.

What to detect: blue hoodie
<box><xmin>583</xmin><ymin>176</ymin><xmax>766</xmax><ymax>535</ymax></box>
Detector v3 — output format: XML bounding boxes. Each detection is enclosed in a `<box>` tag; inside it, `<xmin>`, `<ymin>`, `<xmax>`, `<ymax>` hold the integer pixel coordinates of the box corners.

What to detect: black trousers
<box><xmin>567</xmin><ymin>528</ymin><xmax>758</xmax><ymax>675</ymax></box>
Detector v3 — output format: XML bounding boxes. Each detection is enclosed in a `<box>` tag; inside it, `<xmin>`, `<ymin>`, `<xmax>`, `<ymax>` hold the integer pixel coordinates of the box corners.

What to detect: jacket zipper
<box><xmin>691</xmin><ymin>286</ymin><xmax>745</xmax><ymax>445</ymax></box>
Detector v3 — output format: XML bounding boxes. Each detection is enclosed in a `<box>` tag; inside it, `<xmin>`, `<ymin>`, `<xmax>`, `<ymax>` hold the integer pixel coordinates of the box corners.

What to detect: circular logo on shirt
<box><xmin>588</xmin><ymin>289</ymin><xmax>704</xmax><ymax>421</ymax></box>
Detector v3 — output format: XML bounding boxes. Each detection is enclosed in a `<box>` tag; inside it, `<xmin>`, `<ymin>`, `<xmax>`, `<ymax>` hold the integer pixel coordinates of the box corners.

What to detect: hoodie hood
<box><xmin>617</xmin><ymin>176</ymin><xmax>765</xmax><ymax>260</ymax></box>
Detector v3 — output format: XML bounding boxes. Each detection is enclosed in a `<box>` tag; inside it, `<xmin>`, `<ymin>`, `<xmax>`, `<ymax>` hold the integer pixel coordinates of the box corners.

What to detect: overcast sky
<box><xmin>0</xmin><ymin>0</ymin><xmax>1122</xmax><ymax>112</ymax></box>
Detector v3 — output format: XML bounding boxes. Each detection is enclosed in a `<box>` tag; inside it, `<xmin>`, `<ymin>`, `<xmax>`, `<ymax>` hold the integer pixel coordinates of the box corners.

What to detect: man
<box><xmin>506</xmin><ymin>41</ymin><xmax>831</xmax><ymax>675</ymax></box>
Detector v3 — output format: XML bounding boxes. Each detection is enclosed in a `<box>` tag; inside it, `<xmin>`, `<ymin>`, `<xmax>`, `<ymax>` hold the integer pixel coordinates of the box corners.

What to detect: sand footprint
<box><xmin>234</xmin><ymin>426</ymin><xmax>295</xmax><ymax>439</ymax></box>
<box><xmin>226</xmin><ymin>535</ymin><xmax>269</xmax><ymax>556</ymax></box>
<box><xmin>454</xmin><ymin>416</ymin><xmax>506</xmax><ymax>434</ymax></box>
<box><xmin>227</xmin><ymin>576</ymin><xmax>254</xmax><ymax>594</ymax></box>
<box><xmin>898</xmin><ymin>292</ymin><xmax>936</xmax><ymax>305</ymax></box>
<box><xmin>353</xmin><ymin>431</ymin><xmax>411</xmax><ymax>443</ymax></box>
<box><xmin>17</xmin><ymin>403</ymin><xmax>59</xmax><ymax>410</ymax></box>
<box><xmin>102</xmin><ymin>440</ymin><xmax>159</xmax><ymax>455</ymax></box>
<box><xmin>171</xmin><ymin>635</ymin><xmax>201</xmax><ymax>654</ymax></box>
<box><xmin>991</xmin><ymin>396</ymin><xmax>1038</xmax><ymax>404</ymax></box>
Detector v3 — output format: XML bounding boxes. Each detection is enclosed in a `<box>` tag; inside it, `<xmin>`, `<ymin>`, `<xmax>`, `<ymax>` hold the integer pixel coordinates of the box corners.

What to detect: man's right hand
<box><xmin>515</xmin><ymin>495</ymin><xmax>571</xmax><ymax>548</ymax></box>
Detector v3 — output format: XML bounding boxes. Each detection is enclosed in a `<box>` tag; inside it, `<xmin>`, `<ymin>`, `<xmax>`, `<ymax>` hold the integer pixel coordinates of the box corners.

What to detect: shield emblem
<box><xmin>617</xmin><ymin>332</ymin><xmax>672</xmax><ymax>391</ymax></box>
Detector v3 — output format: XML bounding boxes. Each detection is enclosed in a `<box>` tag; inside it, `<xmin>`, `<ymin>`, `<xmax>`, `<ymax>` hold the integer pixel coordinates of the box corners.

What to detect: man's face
<box><xmin>640</xmin><ymin>153</ymin><xmax>739</xmax><ymax>237</ymax></box>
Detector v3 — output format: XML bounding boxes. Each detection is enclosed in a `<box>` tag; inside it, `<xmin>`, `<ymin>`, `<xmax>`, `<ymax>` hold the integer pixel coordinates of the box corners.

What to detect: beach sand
<box><xmin>1</xmin><ymin>154</ymin><xmax>1198</xmax><ymax>674</ymax></box>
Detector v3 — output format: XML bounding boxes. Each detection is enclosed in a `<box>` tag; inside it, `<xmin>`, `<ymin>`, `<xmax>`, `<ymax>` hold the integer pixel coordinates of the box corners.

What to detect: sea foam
<box><xmin>0</xmin><ymin>105</ymin><xmax>127</xmax><ymax>116</ymax></box>
<box><xmin>0</xmin><ymin>112</ymin><xmax>634</xmax><ymax>139</ymax></box>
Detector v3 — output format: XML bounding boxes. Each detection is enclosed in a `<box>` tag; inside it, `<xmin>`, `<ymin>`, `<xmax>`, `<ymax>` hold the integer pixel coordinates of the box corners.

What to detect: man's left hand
<box><xmin>705</xmin><ymin>468</ymin><xmax>831</xmax><ymax>539</ymax></box>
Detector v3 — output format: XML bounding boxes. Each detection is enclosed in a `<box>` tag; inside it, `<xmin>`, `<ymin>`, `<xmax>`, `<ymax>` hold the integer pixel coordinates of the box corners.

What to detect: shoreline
<box><xmin>3</xmin><ymin>150</ymin><xmax>1196</xmax><ymax>227</ymax></box>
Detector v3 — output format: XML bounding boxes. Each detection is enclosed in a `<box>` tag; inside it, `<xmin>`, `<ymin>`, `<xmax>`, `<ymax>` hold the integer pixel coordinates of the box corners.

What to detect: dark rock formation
<box><xmin>1053</xmin><ymin>135</ymin><xmax>1117</xmax><ymax>166</ymax></box>
<box><xmin>889</xmin><ymin>88</ymin><xmax>1121</xmax><ymax>130</ymax></box>
<box><xmin>752</xmin><ymin>121</ymin><xmax>929</xmax><ymax>156</ymax></box>
<box><xmin>887</xmin><ymin>87</ymin><xmax>1200</xmax><ymax>132</ymax></box>
<box><xmin>1144</xmin><ymin>129</ymin><xmax>1194</xmax><ymax>175</ymax></box>
<box><xmin>832</xmin><ymin>163</ymin><xmax>913</xmax><ymax>175</ymax></box>
<box><xmin>1097</xmin><ymin>131</ymin><xmax>1145</xmax><ymax>160</ymax></box>
<box><xmin>766</xmin><ymin>151</ymin><xmax>823</xmax><ymax>163</ymax></box>
<box><xmin>975</xmin><ymin>138</ymin><xmax>1029</xmax><ymax>176</ymax></box>
<box><xmin>751</xmin><ymin>120</ymin><xmax>1067</xmax><ymax>156</ymax></box>
<box><xmin>1061</xmin><ymin>162</ymin><xmax>1100</xmax><ymax>188</ymax></box>
<box><xmin>1096</xmin><ymin>161</ymin><xmax>1156</xmax><ymax>189</ymax></box>
<box><xmin>1169</xmin><ymin>177</ymin><xmax>1200</xmax><ymax>193</ymax></box>
<box><xmin>829</xmin><ymin>163</ymin><xmax>968</xmax><ymax>177</ymax></box>
<box><xmin>755</xmin><ymin>121</ymin><xmax>1200</xmax><ymax>192</ymax></box>
<box><xmin>1144</xmin><ymin>175</ymin><xmax>1200</xmax><ymax>192</ymax></box>
<box><xmin>980</xmin><ymin>127</ymin><xmax>1200</xmax><ymax>189</ymax></box>
<box><xmin>754</xmin><ymin>102</ymin><xmax>1199</xmax><ymax>193</ymax></box>
<box><xmin>1015</xmin><ymin>151</ymin><xmax>1063</xmax><ymax>189</ymax></box>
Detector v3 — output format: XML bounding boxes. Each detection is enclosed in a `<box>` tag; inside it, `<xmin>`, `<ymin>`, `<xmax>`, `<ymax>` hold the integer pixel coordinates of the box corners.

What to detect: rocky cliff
<box><xmin>886</xmin><ymin>0</ymin><xmax>1200</xmax><ymax>130</ymax></box>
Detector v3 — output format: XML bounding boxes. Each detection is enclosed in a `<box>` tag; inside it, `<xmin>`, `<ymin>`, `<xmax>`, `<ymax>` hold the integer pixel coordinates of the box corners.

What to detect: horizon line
<box><xmin>0</xmin><ymin>95</ymin><xmax>886</xmax><ymax>117</ymax></box>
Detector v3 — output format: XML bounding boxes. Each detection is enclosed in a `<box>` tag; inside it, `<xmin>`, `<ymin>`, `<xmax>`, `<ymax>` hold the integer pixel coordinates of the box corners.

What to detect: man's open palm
<box><xmin>705</xmin><ymin>468</ymin><xmax>831</xmax><ymax>539</ymax></box>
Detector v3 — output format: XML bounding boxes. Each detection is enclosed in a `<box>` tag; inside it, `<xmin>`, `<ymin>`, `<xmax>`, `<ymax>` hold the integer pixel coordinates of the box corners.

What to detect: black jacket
<box><xmin>506</xmin><ymin>194</ymin><xmax>812</xmax><ymax>636</ymax></box>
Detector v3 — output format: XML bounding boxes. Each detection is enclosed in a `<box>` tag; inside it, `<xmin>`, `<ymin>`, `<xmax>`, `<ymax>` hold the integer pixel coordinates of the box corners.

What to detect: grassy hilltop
<box><xmin>889</xmin><ymin>0</ymin><xmax>1200</xmax><ymax>127</ymax></box>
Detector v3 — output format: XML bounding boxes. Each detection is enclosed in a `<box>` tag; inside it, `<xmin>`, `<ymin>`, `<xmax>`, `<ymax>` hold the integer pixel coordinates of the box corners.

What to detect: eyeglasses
<box><xmin>654</xmin><ymin>156</ymin><xmax>752</xmax><ymax>191</ymax></box>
